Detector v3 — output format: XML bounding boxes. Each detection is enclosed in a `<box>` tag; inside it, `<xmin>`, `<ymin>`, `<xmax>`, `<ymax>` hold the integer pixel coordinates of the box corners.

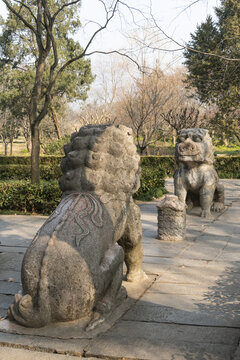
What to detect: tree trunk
<box><xmin>139</xmin><ymin>146</ymin><xmax>147</xmax><ymax>155</ymax></box>
<box><xmin>222</xmin><ymin>132</ymin><xmax>229</xmax><ymax>147</ymax></box>
<box><xmin>31</xmin><ymin>123</ymin><xmax>40</xmax><ymax>184</ymax></box>
<box><xmin>30</xmin><ymin>59</ymin><xmax>46</xmax><ymax>184</ymax></box>
<box><xmin>4</xmin><ymin>142</ymin><xmax>8</xmax><ymax>156</ymax></box>
<box><xmin>10</xmin><ymin>141</ymin><xmax>13</xmax><ymax>155</ymax></box>
<box><xmin>50</xmin><ymin>98</ymin><xmax>62</xmax><ymax>139</ymax></box>
<box><xmin>26</xmin><ymin>139</ymin><xmax>31</xmax><ymax>153</ymax></box>
<box><xmin>23</xmin><ymin>128</ymin><xmax>31</xmax><ymax>153</ymax></box>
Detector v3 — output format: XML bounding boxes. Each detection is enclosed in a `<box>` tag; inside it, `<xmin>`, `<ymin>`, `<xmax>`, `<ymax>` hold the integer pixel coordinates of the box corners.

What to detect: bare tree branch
<box><xmin>85</xmin><ymin>50</ymin><xmax>141</xmax><ymax>69</ymax></box>
<box><xmin>82</xmin><ymin>0</ymin><xmax>120</xmax><ymax>55</ymax></box>
<box><xmin>148</xmin><ymin>5</ymin><xmax>240</xmax><ymax>62</ymax></box>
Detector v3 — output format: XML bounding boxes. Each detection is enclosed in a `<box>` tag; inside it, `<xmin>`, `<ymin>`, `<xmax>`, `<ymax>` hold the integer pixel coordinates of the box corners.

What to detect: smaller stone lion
<box><xmin>8</xmin><ymin>124</ymin><xmax>146</xmax><ymax>329</ymax></box>
<box><xmin>174</xmin><ymin>128</ymin><xmax>224</xmax><ymax>218</ymax></box>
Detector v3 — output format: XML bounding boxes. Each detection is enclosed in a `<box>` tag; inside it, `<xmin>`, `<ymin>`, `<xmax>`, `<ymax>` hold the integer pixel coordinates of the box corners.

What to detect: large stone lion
<box><xmin>8</xmin><ymin>124</ymin><xmax>146</xmax><ymax>328</ymax></box>
<box><xmin>174</xmin><ymin>128</ymin><xmax>224</xmax><ymax>218</ymax></box>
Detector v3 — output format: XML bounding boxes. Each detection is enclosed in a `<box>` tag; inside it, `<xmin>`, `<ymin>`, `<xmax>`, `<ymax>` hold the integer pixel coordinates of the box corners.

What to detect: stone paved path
<box><xmin>0</xmin><ymin>179</ymin><xmax>240</xmax><ymax>359</ymax></box>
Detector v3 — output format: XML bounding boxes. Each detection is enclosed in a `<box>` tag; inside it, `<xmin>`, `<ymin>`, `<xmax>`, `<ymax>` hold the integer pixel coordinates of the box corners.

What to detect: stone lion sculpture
<box><xmin>8</xmin><ymin>124</ymin><xmax>146</xmax><ymax>328</ymax></box>
<box><xmin>174</xmin><ymin>128</ymin><xmax>224</xmax><ymax>218</ymax></box>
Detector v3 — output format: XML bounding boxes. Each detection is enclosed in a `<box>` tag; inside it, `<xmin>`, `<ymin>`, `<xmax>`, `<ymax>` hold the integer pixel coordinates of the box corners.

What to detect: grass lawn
<box><xmin>1</xmin><ymin>138</ymin><xmax>240</xmax><ymax>157</ymax></box>
<box><xmin>214</xmin><ymin>145</ymin><xmax>240</xmax><ymax>156</ymax></box>
<box><xmin>0</xmin><ymin>137</ymin><xmax>29</xmax><ymax>156</ymax></box>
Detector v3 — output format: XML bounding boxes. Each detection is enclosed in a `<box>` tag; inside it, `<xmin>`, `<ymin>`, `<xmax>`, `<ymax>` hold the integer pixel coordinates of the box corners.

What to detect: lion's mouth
<box><xmin>178</xmin><ymin>151</ymin><xmax>200</xmax><ymax>156</ymax></box>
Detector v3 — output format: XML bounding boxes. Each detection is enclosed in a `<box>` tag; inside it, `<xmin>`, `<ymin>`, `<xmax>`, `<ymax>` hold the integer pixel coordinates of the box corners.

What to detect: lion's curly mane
<box><xmin>59</xmin><ymin>124</ymin><xmax>141</xmax><ymax>199</ymax></box>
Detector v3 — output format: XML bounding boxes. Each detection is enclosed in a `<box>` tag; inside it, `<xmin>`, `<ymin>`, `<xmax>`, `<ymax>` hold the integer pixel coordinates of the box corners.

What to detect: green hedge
<box><xmin>0</xmin><ymin>164</ymin><xmax>62</xmax><ymax>181</ymax></box>
<box><xmin>0</xmin><ymin>156</ymin><xmax>62</xmax><ymax>166</ymax></box>
<box><xmin>215</xmin><ymin>157</ymin><xmax>240</xmax><ymax>178</ymax></box>
<box><xmin>0</xmin><ymin>180</ymin><xmax>61</xmax><ymax>215</ymax></box>
<box><xmin>134</xmin><ymin>156</ymin><xmax>168</xmax><ymax>201</ymax></box>
<box><xmin>1</xmin><ymin>155</ymin><xmax>240</xmax><ymax>179</ymax></box>
<box><xmin>0</xmin><ymin>155</ymin><xmax>239</xmax><ymax>215</ymax></box>
<box><xmin>0</xmin><ymin>156</ymin><xmax>168</xmax><ymax>214</ymax></box>
<box><xmin>0</xmin><ymin>156</ymin><xmax>175</xmax><ymax>180</ymax></box>
<box><xmin>139</xmin><ymin>156</ymin><xmax>240</xmax><ymax>179</ymax></box>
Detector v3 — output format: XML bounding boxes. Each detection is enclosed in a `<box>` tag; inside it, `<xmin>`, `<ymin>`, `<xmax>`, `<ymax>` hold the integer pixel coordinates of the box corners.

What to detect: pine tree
<box><xmin>184</xmin><ymin>0</ymin><xmax>240</xmax><ymax>142</ymax></box>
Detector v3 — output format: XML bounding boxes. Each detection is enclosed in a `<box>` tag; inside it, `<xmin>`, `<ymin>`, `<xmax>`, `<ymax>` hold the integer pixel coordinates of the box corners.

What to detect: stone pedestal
<box><xmin>157</xmin><ymin>195</ymin><xmax>186</xmax><ymax>241</ymax></box>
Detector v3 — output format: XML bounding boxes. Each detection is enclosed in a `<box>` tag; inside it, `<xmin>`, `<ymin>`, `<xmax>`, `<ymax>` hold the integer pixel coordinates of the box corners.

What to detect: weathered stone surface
<box><xmin>8</xmin><ymin>124</ymin><xmax>146</xmax><ymax>329</ymax></box>
<box><xmin>0</xmin><ymin>270</ymin><xmax>21</xmax><ymax>282</ymax></box>
<box><xmin>174</xmin><ymin>128</ymin><xmax>225</xmax><ymax>218</ymax></box>
<box><xmin>0</xmin><ymin>347</ymin><xmax>91</xmax><ymax>360</ymax></box>
<box><xmin>86</xmin><ymin>321</ymin><xmax>238</xmax><ymax>360</ymax></box>
<box><xmin>0</xmin><ymin>236</ymin><xmax>29</xmax><ymax>247</ymax></box>
<box><xmin>157</xmin><ymin>195</ymin><xmax>186</xmax><ymax>241</ymax></box>
<box><xmin>156</xmin><ymin>263</ymin><xmax>228</xmax><ymax>284</ymax></box>
<box><xmin>123</xmin><ymin>302</ymin><xmax>240</xmax><ymax>328</ymax></box>
<box><xmin>142</xmin><ymin>241</ymin><xmax>187</xmax><ymax>257</ymax></box>
<box><xmin>0</xmin><ymin>332</ymin><xmax>90</xmax><ymax>356</ymax></box>
<box><xmin>233</xmin><ymin>345</ymin><xmax>240</xmax><ymax>360</ymax></box>
<box><xmin>0</xmin><ymin>246</ymin><xmax>27</xmax><ymax>253</ymax></box>
<box><xmin>0</xmin><ymin>276</ymin><xmax>153</xmax><ymax>339</ymax></box>
<box><xmin>0</xmin><ymin>295</ymin><xmax>14</xmax><ymax>309</ymax></box>
<box><xmin>1</xmin><ymin>180</ymin><xmax>240</xmax><ymax>359</ymax></box>
<box><xmin>0</xmin><ymin>281</ymin><xmax>21</xmax><ymax>295</ymax></box>
<box><xmin>0</xmin><ymin>253</ymin><xmax>24</xmax><ymax>271</ymax></box>
<box><xmin>0</xmin><ymin>215</ymin><xmax>46</xmax><ymax>247</ymax></box>
<box><xmin>0</xmin><ymin>309</ymin><xmax>6</xmax><ymax>318</ymax></box>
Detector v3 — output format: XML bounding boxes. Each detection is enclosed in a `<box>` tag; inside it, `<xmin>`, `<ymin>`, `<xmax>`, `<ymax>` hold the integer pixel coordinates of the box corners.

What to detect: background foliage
<box><xmin>1</xmin><ymin>154</ymin><xmax>239</xmax><ymax>215</ymax></box>
<box><xmin>0</xmin><ymin>180</ymin><xmax>61</xmax><ymax>215</ymax></box>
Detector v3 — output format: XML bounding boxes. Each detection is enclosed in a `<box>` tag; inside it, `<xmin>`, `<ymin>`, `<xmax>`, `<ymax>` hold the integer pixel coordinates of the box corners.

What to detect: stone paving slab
<box><xmin>0</xmin><ymin>295</ymin><xmax>15</xmax><ymax>310</ymax></box>
<box><xmin>0</xmin><ymin>270</ymin><xmax>21</xmax><ymax>282</ymax></box>
<box><xmin>123</xmin><ymin>302</ymin><xmax>240</xmax><ymax>328</ymax></box>
<box><xmin>0</xmin><ymin>253</ymin><xmax>24</xmax><ymax>271</ymax></box>
<box><xmin>0</xmin><ymin>347</ymin><xmax>104</xmax><ymax>360</ymax></box>
<box><xmin>153</xmin><ymin>263</ymin><xmax>228</xmax><ymax>284</ymax></box>
<box><xmin>0</xmin><ymin>332</ymin><xmax>90</xmax><ymax>357</ymax></box>
<box><xmin>86</xmin><ymin>321</ymin><xmax>239</xmax><ymax>360</ymax></box>
<box><xmin>0</xmin><ymin>276</ymin><xmax>155</xmax><ymax>340</ymax></box>
<box><xmin>0</xmin><ymin>246</ymin><xmax>27</xmax><ymax>253</ymax></box>
<box><xmin>0</xmin><ymin>281</ymin><xmax>21</xmax><ymax>295</ymax></box>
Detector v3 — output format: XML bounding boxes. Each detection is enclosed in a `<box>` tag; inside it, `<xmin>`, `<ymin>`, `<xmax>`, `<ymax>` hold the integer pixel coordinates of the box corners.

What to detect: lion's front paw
<box><xmin>212</xmin><ymin>202</ymin><xmax>225</xmax><ymax>212</ymax></box>
<box><xmin>126</xmin><ymin>269</ymin><xmax>148</xmax><ymax>282</ymax></box>
<box><xmin>200</xmin><ymin>210</ymin><xmax>213</xmax><ymax>219</ymax></box>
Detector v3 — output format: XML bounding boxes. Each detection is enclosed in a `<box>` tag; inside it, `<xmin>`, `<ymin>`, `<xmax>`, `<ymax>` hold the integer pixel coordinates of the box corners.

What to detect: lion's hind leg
<box><xmin>86</xmin><ymin>243</ymin><xmax>126</xmax><ymax>331</ymax></box>
<box><xmin>97</xmin><ymin>243</ymin><xmax>125</xmax><ymax>311</ymax></box>
<box><xmin>118</xmin><ymin>200</ymin><xmax>147</xmax><ymax>282</ymax></box>
<box><xmin>212</xmin><ymin>182</ymin><xmax>225</xmax><ymax>212</ymax></box>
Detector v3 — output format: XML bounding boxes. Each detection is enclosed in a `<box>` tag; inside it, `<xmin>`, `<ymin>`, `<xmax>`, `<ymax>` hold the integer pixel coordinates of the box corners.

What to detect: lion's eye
<box><xmin>178</xmin><ymin>136</ymin><xmax>186</xmax><ymax>142</ymax></box>
<box><xmin>193</xmin><ymin>136</ymin><xmax>202</xmax><ymax>142</ymax></box>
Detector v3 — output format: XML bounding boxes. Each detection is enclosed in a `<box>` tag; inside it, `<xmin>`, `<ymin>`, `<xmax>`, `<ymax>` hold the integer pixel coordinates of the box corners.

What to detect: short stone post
<box><xmin>156</xmin><ymin>195</ymin><xmax>186</xmax><ymax>241</ymax></box>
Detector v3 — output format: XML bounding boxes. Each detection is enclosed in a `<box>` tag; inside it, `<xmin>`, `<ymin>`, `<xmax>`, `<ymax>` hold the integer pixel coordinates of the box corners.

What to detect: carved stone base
<box><xmin>157</xmin><ymin>195</ymin><xmax>186</xmax><ymax>241</ymax></box>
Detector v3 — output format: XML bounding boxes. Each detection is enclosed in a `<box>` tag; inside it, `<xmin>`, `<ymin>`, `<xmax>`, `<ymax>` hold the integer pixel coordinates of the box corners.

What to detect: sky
<box><xmin>0</xmin><ymin>1</ymin><xmax>219</xmax><ymax>60</ymax></box>
<box><xmin>78</xmin><ymin>0</ymin><xmax>220</xmax><ymax>101</ymax></box>
<box><xmin>0</xmin><ymin>0</ymin><xmax>220</xmax><ymax>101</ymax></box>
<box><xmin>78</xmin><ymin>0</ymin><xmax>220</xmax><ymax>69</ymax></box>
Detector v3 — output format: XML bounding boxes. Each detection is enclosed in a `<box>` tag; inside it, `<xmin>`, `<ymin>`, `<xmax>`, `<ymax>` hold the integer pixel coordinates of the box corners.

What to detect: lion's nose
<box><xmin>179</xmin><ymin>139</ymin><xmax>195</xmax><ymax>152</ymax></box>
<box><xmin>184</xmin><ymin>142</ymin><xmax>195</xmax><ymax>151</ymax></box>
